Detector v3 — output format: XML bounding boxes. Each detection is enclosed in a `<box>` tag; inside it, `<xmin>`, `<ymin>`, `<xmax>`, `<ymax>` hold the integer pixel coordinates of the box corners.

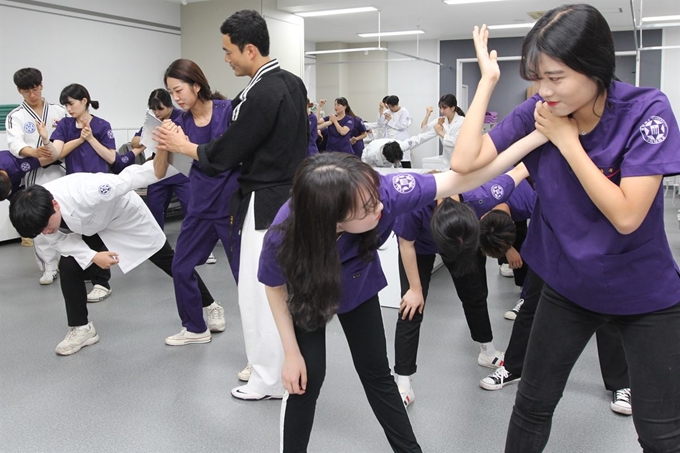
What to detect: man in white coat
<box><xmin>9</xmin><ymin>163</ymin><xmax>217</xmax><ymax>356</ymax></box>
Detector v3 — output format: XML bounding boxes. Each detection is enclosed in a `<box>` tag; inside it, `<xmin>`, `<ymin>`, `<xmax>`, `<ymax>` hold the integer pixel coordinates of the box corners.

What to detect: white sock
<box><xmin>396</xmin><ymin>374</ymin><xmax>411</xmax><ymax>390</ymax></box>
<box><xmin>480</xmin><ymin>342</ymin><xmax>497</xmax><ymax>357</ymax></box>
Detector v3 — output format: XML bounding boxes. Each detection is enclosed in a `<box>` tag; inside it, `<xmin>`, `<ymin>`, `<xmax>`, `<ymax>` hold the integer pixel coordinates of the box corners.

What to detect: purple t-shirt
<box><xmin>307</xmin><ymin>113</ymin><xmax>319</xmax><ymax>157</ymax></box>
<box><xmin>462</xmin><ymin>174</ymin><xmax>536</xmax><ymax>221</ymax></box>
<box><xmin>51</xmin><ymin>116</ymin><xmax>115</xmax><ymax>174</ymax></box>
<box><xmin>488</xmin><ymin>80</ymin><xmax>680</xmax><ymax>315</ymax></box>
<box><xmin>175</xmin><ymin>100</ymin><xmax>240</xmax><ymax>219</ymax></box>
<box><xmin>258</xmin><ymin>172</ymin><xmax>437</xmax><ymax>314</ymax></box>
<box><xmin>393</xmin><ymin>201</ymin><xmax>439</xmax><ymax>255</ymax></box>
<box><xmin>0</xmin><ymin>151</ymin><xmax>41</xmax><ymax>199</ymax></box>
<box><xmin>323</xmin><ymin>115</ymin><xmax>354</xmax><ymax>154</ymax></box>
<box><xmin>351</xmin><ymin>116</ymin><xmax>367</xmax><ymax>157</ymax></box>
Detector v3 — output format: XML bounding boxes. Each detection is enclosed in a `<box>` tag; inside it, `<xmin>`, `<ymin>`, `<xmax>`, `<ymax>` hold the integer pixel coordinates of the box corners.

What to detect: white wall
<box><xmin>180</xmin><ymin>0</ymin><xmax>304</xmax><ymax>101</ymax></box>
<box><xmin>387</xmin><ymin>40</ymin><xmax>440</xmax><ymax>167</ymax></box>
<box><xmin>661</xmin><ymin>28</ymin><xmax>680</xmax><ymax>117</ymax></box>
<box><xmin>0</xmin><ymin>0</ymin><xmax>181</xmax><ymax>132</ymax></box>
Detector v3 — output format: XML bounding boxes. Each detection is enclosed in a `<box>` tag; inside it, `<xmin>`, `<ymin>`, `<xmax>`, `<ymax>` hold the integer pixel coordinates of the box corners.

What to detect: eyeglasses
<box><xmin>20</xmin><ymin>86</ymin><xmax>42</xmax><ymax>95</ymax></box>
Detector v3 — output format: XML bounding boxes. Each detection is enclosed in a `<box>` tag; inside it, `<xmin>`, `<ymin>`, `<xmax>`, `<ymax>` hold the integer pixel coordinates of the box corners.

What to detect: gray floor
<box><xmin>1</xmin><ymin>192</ymin><xmax>679</xmax><ymax>453</ymax></box>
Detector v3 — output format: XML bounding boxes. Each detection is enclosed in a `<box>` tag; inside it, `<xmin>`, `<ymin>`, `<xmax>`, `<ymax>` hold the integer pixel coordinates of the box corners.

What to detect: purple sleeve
<box><xmin>355</xmin><ymin>119</ymin><xmax>366</xmax><ymax>135</ymax></box>
<box><xmin>134</xmin><ymin>126</ymin><xmax>143</xmax><ymax>138</ymax></box>
<box><xmin>393</xmin><ymin>210</ymin><xmax>422</xmax><ymax>242</ymax></box>
<box><xmin>50</xmin><ymin>119</ymin><xmax>68</xmax><ymax>142</ymax></box>
<box><xmin>466</xmin><ymin>174</ymin><xmax>516</xmax><ymax>207</ymax></box>
<box><xmin>380</xmin><ymin>173</ymin><xmax>437</xmax><ymax>220</ymax></box>
<box><xmin>345</xmin><ymin>117</ymin><xmax>354</xmax><ymax>130</ymax></box>
<box><xmin>95</xmin><ymin>119</ymin><xmax>116</xmax><ymax>149</ymax></box>
<box><xmin>620</xmin><ymin>92</ymin><xmax>680</xmax><ymax>177</ymax></box>
<box><xmin>488</xmin><ymin>97</ymin><xmax>537</xmax><ymax>153</ymax></box>
<box><xmin>309</xmin><ymin>114</ymin><xmax>318</xmax><ymax>141</ymax></box>
<box><xmin>257</xmin><ymin>203</ymin><xmax>291</xmax><ymax>287</ymax></box>
<box><xmin>110</xmin><ymin>150</ymin><xmax>136</xmax><ymax>174</ymax></box>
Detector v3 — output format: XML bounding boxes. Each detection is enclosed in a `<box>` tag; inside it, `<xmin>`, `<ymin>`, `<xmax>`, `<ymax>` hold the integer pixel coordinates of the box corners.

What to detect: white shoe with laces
<box><xmin>165</xmin><ymin>328</ymin><xmax>211</xmax><ymax>346</ymax></box>
<box><xmin>504</xmin><ymin>299</ymin><xmax>524</xmax><ymax>321</ymax></box>
<box><xmin>610</xmin><ymin>388</ymin><xmax>632</xmax><ymax>415</ymax></box>
<box><xmin>499</xmin><ymin>263</ymin><xmax>514</xmax><ymax>278</ymax></box>
<box><xmin>480</xmin><ymin>366</ymin><xmax>520</xmax><ymax>390</ymax></box>
<box><xmin>55</xmin><ymin>323</ymin><xmax>99</xmax><ymax>356</ymax></box>
<box><xmin>205</xmin><ymin>253</ymin><xmax>217</xmax><ymax>264</ymax></box>
<box><xmin>40</xmin><ymin>269</ymin><xmax>58</xmax><ymax>285</ymax></box>
<box><xmin>238</xmin><ymin>364</ymin><xmax>252</xmax><ymax>382</ymax></box>
<box><xmin>206</xmin><ymin>302</ymin><xmax>225</xmax><ymax>332</ymax></box>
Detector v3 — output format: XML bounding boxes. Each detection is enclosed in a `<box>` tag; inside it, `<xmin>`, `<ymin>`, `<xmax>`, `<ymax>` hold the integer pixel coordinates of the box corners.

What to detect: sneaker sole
<box><xmin>237</xmin><ymin>373</ymin><xmax>251</xmax><ymax>382</ymax></box>
<box><xmin>610</xmin><ymin>402</ymin><xmax>632</xmax><ymax>416</ymax></box>
<box><xmin>165</xmin><ymin>336</ymin><xmax>212</xmax><ymax>346</ymax></box>
<box><xmin>56</xmin><ymin>334</ymin><xmax>100</xmax><ymax>356</ymax></box>
<box><xmin>87</xmin><ymin>290</ymin><xmax>112</xmax><ymax>303</ymax></box>
<box><xmin>478</xmin><ymin>358</ymin><xmax>505</xmax><ymax>369</ymax></box>
<box><xmin>208</xmin><ymin>324</ymin><xmax>226</xmax><ymax>333</ymax></box>
<box><xmin>504</xmin><ymin>312</ymin><xmax>518</xmax><ymax>321</ymax></box>
<box><xmin>480</xmin><ymin>377</ymin><xmax>520</xmax><ymax>391</ymax></box>
<box><xmin>39</xmin><ymin>279</ymin><xmax>55</xmax><ymax>285</ymax></box>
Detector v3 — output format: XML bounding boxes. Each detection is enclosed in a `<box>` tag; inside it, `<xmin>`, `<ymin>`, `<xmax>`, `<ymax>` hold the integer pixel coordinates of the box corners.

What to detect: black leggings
<box><xmin>282</xmin><ymin>296</ymin><xmax>422</xmax><ymax>453</ymax></box>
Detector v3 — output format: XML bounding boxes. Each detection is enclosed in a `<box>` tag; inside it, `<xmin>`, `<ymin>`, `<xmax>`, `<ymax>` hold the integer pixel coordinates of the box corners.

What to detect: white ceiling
<box><xmin>169</xmin><ymin>0</ymin><xmax>679</xmax><ymax>44</ymax></box>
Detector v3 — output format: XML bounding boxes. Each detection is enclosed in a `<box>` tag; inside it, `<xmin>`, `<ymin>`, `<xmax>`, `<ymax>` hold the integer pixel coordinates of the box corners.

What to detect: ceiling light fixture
<box><xmin>443</xmin><ymin>0</ymin><xmax>505</xmax><ymax>5</ymax></box>
<box><xmin>487</xmin><ymin>23</ymin><xmax>536</xmax><ymax>30</ymax></box>
<box><xmin>305</xmin><ymin>47</ymin><xmax>387</xmax><ymax>56</ymax></box>
<box><xmin>641</xmin><ymin>15</ymin><xmax>680</xmax><ymax>22</ymax></box>
<box><xmin>358</xmin><ymin>30</ymin><xmax>425</xmax><ymax>38</ymax></box>
<box><xmin>296</xmin><ymin>7</ymin><xmax>378</xmax><ymax>18</ymax></box>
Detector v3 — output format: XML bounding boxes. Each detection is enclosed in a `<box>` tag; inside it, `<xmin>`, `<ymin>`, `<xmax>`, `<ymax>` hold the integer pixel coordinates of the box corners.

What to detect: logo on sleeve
<box><xmin>639</xmin><ymin>116</ymin><xmax>668</xmax><ymax>145</ymax></box>
<box><xmin>491</xmin><ymin>184</ymin><xmax>504</xmax><ymax>200</ymax></box>
<box><xmin>120</xmin><ymin>155</ymin><xmax>129</xmax><ymax>163</ymax></box>
<box><xmin>20</xmin><ymin>162</ymin><xmax>32</xmax><ymax>172</ymax></box>
<box><xmin>392</xmin><ymin>174</ymin><xmax>416</xmax><ymax>194</ymax></box>
<box><xmin>98</xmin><ymin>184</ymin><xmax>112</xmax><ymax>195</ymax></box>
<box><xmin>24</xmin><ymin>122</ymin><xmax>36</xmax><ymax>134</ymax></box>
<box><xmin>107</xmin><ymin>130</ymin><xmax>115</xmax><ymax>139</ymax></box>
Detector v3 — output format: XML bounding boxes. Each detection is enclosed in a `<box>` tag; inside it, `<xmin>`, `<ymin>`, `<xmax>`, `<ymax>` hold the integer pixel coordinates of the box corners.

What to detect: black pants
<box><xmin>81</xmin><ymin>234</ymin><xmax>111</xmax><ymax>289</ymax></box>
<box><xmin>506</xmin><ymin>286</ymin><xmax>680</xmax><ymax>453</ymax></box>
<box><xmin>282</xmin><ymin>296</ymin><xmax>421</xmax><ymax>453</ymax></box>
<box><xmin>504</xmin><ymin>269</ymin><xmax>628</xmax><ymax>390</ymax></box>
<box><xmin>60</xmin><ymin>240</ymin><xmax>213</xmax><ymax>326</ymax></box>
<box><xmin>394</xmin><ymin>250</ymin><xmax>493</xmax><ymax>376</ymax></box>
<box><xmin>498</xmin><ymin>220</ymin><xmax>528</xmax><ymax>287</ymax></box>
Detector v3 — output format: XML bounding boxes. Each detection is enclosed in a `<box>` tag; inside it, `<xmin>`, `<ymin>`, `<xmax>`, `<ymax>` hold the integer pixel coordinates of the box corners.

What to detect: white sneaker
<box><xmin>87</xmin><ymin>284</ymin><xmax>112</xmax><ymax>303</ymax></box>
<box><xmin>55</xmin><ymin>323</ymin><xmax>99</xmax><ymax>356</ymax></box>
<box><xmin>611</xmin><ymin>388</ymin><xmax>632</xmax><ymax>415</ymax></box>
<box><xmin>499</xmin><ymin>263</ymin><xmax>514</xmax><ymax>278</ymax></box>
<box><xmin>39</xmin><ymin>269</ymin><xmax>58</xmax><ymax>285</ymax></box>
<box><xmin>205</xmin><ymin>253</ymin><xmax>217</xmax><ymax>265</ymax></box>
<box><xmin>231</xmin><ymin>384</ymin><xmax>283</xmax><ymax>401</ymax></box>
<box><xmin>238</xmin><ymin>363</ymin><xmax>252</xmax><ymax>382</ymax></box>
<box><xmin>478</xmin><ymin>351</ymin><xmax>505</xmax><ymax>369</ymax></box>
<box><xmin>165</xmin><ymin>328</ymin><xmax>211</xmax><ymax>346</ymax></box>
<box><xmin>398</xmin><ymin>385</ymin><xmax>415</xmax><ymax>408</ymax></box>
<box><xmin>206</xmin><ymin>302</ymin><xmax>225</xmax><ymax>332</ymax></box>
<box><xmin>504</xmin><ymin>299</ymin><xmax>524</xmax><ymax>321</ymax></box>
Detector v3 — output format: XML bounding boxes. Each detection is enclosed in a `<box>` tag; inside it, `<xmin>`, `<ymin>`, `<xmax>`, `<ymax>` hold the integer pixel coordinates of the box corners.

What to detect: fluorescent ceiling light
<box><xmin>641</xmin><ymin>15</ymin><xmax>680</xmax><ymax>22</ymax></box>
<box><xmin>641</xmin><ymin>22</ymin><xmax>680</xmax><ymax>29</ymax></box>
<box><xmin>443</xmin><ymin>0</ymin><xmax>505</xmax><ymax>5</ymax></box>
<box><xmin>358</xmin><ymin>30</ymin><xmax>425</xmax><ymax>38</ymax></box>
<box><xmin>305</xmin><ymin>47</ymin><xmax>387</xmax><ymax>56</ymax></box>
<box><xmin>487</xmin><ymin>23</ymin><xmax>536</xmax><ymax>30</ymax></box>
<box><xmin>296</xmin><ymin>7</ymin><xmax>377</xmax><ymax>17</ymax></box>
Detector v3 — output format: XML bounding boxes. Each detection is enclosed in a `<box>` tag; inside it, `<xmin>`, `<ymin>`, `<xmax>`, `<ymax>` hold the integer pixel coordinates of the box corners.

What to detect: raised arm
<box><xmin>421</xmin><ymin>106</ymin><xmax>434</xmax><ymax>130</ymax></box>
<box><xmin>450</xmin><ymin>25</ymin><xmax>502</xmax><ymax>174</ymax></box>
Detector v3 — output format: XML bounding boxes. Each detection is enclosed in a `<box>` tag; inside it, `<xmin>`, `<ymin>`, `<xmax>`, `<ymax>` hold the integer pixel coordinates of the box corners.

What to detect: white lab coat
<box><xmin>36</xmin><ymin>162</ymin><xmax>178</xmax><ymax>273</ymax></box>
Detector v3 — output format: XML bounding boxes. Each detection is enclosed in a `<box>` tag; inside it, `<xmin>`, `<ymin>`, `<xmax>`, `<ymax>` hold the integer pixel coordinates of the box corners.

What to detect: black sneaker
<box><xmin>610</xmin><ymin>388</ymin><xmax>632</xmax><ymax>415</ymax></box>
<box><xmin>480</xmin><ymin>366</ymin><xmax>520</xmax><ymax>391</ymax></box>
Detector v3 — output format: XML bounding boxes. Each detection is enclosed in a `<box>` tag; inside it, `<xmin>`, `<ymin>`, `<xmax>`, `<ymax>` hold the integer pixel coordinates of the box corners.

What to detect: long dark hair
<box><xmin>520</xmin><ymin>4</ymin><xmax>615</xmax><ymax>98</ymax></box>
<box><xmin>335</xmin><ymin>97</ymin><xmax>356</xmax><ymax>118</ymax></box>
<box><xmin>430</xmin><ymin>198</ymin><xmax>480</xmax><ymax>277</ymax></box>
<box><xmin>59</xmin><ymin>84</ymin><xmax>99</xmax><ymax>109</ymax></box>
<box><xmin>439</xmin><ymin>94</ymin><xmax>465</xmax><ymax>117</ymax></box>
<box><xmin>164</xmin><ymin>59</ymin><xmax>226</xmax><ymax>101</ymax></box>
<box><xmin>277</xmin><ymin>153</ymin><xmax>381</xmax><ymax>331</ymax></box>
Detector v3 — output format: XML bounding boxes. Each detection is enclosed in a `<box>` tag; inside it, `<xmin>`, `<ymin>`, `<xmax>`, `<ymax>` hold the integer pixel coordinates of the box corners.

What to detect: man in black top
<box><xmin>155</xmin><ymin>9</ymin><xmax>308</xmax><ymax>401</ymax></box>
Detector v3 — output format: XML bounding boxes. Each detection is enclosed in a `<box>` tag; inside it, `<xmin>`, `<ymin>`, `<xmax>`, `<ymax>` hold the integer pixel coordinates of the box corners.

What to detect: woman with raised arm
<box><xmin>453</xmin><ymin>5</ymin><xmax>680</xmax><ymax>452</ymax></box>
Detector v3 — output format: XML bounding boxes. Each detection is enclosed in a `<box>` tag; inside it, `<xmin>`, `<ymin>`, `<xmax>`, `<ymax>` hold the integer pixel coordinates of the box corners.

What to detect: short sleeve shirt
<box><xmin>51</xmin><ymin>116</ymin><xmax>115</xmax><ymax>174</ymax></box>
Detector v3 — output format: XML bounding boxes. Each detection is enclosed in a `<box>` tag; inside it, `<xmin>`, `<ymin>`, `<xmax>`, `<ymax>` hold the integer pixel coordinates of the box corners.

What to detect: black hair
<box><xmin>479</xmin><ymin>209</ymin><xmax>516</xmax><ymax>258</ymax></box>
<box><xmin>13</xmin><ymin>68</ymin><xmax>42</xmax><ymax>91</ymax></box>
<box><xmin>439</xmin><ymin>94</ymin><xmax>465</xmax><ymax>117</ymax></box>
<box><xmin>9</xmin><ymin>185</ymin><xmax>55</xmax><ymax>238</ymax></box>
<box><xmin>0</xmin><ymin>172</ymin><xmax>12</xmax><ymax>201</ymax></box>
<box><xmin>382</xmin><ymin>142</ymin><xmax>403</xmax><ymax>164</ymax></box>
<box><xmin>59</xmin><ymin>84</ymin><xmax>99</xmax><ymax>110</ymax></box>
<box><xmin>382</xmin><ymin>95</ymin><xmax>390</xmax><ymax>104</ymax></box>
<box><xmin>335</xmin><ymin>97</ymin><xmax>356</xmax><ymax>118</ymax></box>
<box><xmin>220</xmin><ymin>10</ymin><xmax>270</xmax><ymax>56</ymax></box>
<box><xmin>277</xmin><ymin>152</ymin><xmax>381</xmax><ymax>331</ymax></box>
<box><xmin>147</xmin><ymin>88</ymin><xmax>174</xmax><ymax>111</ymax></box>
<box><xmin>385</xmin><ymin>95</ymin><xmax>400</xmax><ymax>107</ymax></box>
<box><xmin>520</xmin><ymin>4</ymin><xmax>615</xmax><ymax>98</ymax></box>
<box><xmin>430</xmin><ymin>198</ymin><xmax>480</xmax><ymax>277</ymax></box>
<box><xmin>164</xmin><ymin>59</ymin><xmax>226</xmax><ymax>102</ymax></box>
